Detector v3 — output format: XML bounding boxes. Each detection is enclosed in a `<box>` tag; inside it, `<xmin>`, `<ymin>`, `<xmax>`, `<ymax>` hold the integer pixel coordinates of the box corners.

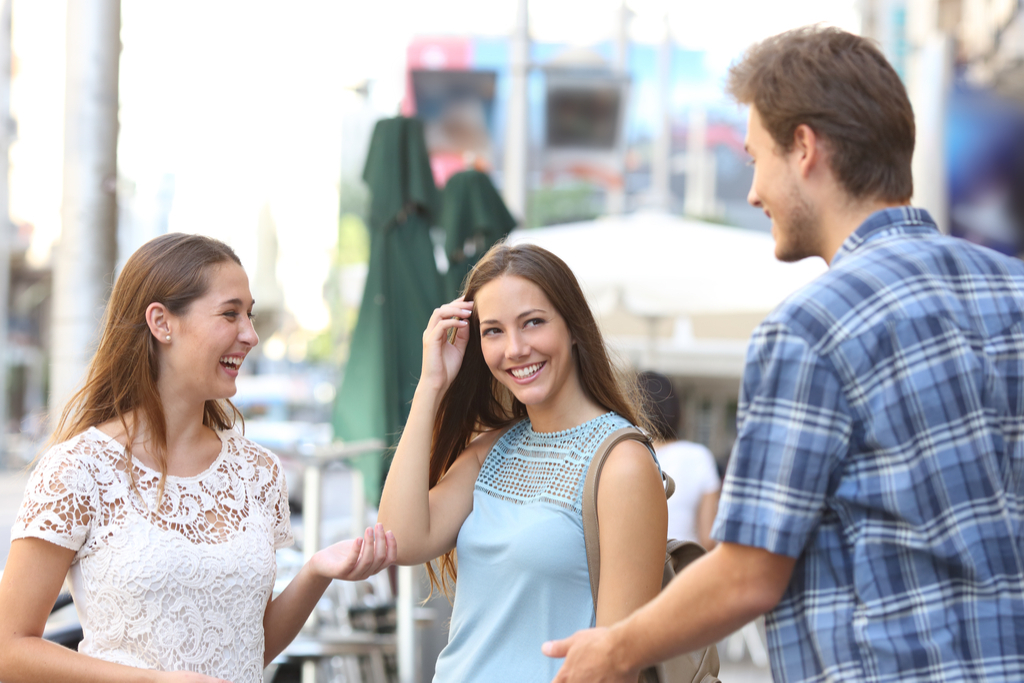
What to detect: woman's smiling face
<box><xmin>474</xmin><ymin>275</ymin><xmax>579</xmax><ymax>413</ymax></box>
<box><xmin>160</xmin><ymin>262</ymin><xmax>258</xmax><ymax>402</ymax></box>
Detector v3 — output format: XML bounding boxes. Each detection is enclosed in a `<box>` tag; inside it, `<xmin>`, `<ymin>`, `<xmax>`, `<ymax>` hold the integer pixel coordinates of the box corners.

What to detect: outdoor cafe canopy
<box><xmin>509</xmin><ymin>210</ymin><xmax>827</xmax><ymax>319</ymax></box>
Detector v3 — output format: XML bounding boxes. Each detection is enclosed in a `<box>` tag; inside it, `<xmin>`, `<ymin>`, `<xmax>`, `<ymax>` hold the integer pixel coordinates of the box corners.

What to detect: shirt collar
<box><xmin>830</xmin><ymin>206</ymin><xmax>939</xmax><ymax>267</ymax></box>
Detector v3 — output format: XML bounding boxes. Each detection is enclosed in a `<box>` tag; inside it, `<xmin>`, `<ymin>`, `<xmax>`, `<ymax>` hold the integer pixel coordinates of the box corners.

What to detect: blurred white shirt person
<box><xmin>638</xmin><ymin>372</ymin><xmax>720</xmax><ymax>550</ymax></box>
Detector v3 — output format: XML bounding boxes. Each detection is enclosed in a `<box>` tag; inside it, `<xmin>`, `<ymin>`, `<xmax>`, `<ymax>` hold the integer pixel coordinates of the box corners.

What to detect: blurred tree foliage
<box><xmin>307</xmin><ymin>179</ymin><xmax>371</xmax><ymax>365</ymax></box>
<box><xmin>528</xmin><ymin>183</ymin><xmax>603</xmax><ymax>228</ymax></box>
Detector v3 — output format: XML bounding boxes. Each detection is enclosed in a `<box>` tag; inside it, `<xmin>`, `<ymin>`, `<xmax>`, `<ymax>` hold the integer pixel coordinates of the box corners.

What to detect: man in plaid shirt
<box><xmin>546</xmin><ymin>26</ymin><xmax>1024</xmax><ymax>683</ymax></box>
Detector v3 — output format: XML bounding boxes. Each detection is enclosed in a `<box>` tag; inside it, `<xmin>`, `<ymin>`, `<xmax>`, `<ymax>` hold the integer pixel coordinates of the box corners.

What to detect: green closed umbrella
<box><xmin>333</xmin><ymin>116</ymin><xmax>444</xmax><ymax>505</ymax></box>
<box><xmin>439</xmin><ymin>169</ymin><xmax>517</xmax><ymax>299</ymax></box>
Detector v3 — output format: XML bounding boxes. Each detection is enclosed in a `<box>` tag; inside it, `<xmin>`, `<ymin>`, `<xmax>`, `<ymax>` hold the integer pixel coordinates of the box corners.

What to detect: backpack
<box><xmin>582</xmin><ymin>426</ymin><xmax>722</xmax><ymax>683</ymax></box>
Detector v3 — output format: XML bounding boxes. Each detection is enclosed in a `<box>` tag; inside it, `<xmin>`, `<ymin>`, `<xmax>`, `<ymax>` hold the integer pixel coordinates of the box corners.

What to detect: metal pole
<box><xmin>0</xmin><ymin>0</ymin><xmax>12</xmax><ymax>463</ymax></box>
<box><xmin>683</xmin><ymin>107</ymin><xmax>717</xmax><ymax>219</ymax></box>
<box><xmin>502</xmin><ymin>0</ymin><xmax>529</xmax><ymax>224</ymax></box>
<box><xmin>651</xmin><ymin>12</ymin><xmax>672</xmax><ymax>211</ymax></box>
<box><xmin>906</xmin><ymin>0</ymin><xmax>952</xmax><ymax>233</ymax></box>
<box><xmin>606</xmin><ymin>0</ymin><xmax>629</xmax><ymax>215</ymax></box>
<box><xmin>51</xmin><ymin>0</ymin><xmax>120</xmax><ymax>414</ymax></box>
<box><xmin>397</xmin><ymin>565</ymin><xmax>416</xmax><ymax>683</ymax></box>
<box><xmin>300</xmin><ymin>462</ymin><xmax>321</xmax><ymax>683</ymax></box>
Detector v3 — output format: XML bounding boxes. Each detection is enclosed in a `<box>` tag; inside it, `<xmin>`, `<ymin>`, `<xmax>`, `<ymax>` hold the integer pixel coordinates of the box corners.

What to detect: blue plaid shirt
<box><xmin>713</xmin><ymin>207</ymin><xmax>1024</xmax><ymax>682</ymax></box>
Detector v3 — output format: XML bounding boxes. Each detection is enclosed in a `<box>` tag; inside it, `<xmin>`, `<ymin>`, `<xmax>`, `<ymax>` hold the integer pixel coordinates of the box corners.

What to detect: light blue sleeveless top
<box><xmin>433</xmin><ymin>412</ymin><xmax>653</xmax><ymax>682</ymax></box>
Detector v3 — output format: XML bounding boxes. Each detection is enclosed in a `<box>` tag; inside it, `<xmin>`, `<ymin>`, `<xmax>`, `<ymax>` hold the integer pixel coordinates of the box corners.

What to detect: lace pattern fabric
<box><xmin>475</xmin><ymin>412</ymin><xmax>632</xmax><ymax>515</ymax></box>
<box><xmin>13</xmin><ymin>427</ymin><xmax>292</xmax><ymax>683</ymax></box>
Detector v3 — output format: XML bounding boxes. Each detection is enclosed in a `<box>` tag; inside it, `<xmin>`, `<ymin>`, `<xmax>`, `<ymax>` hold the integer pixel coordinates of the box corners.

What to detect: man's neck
<box><xmin>818</xmin><ymin>196</ymin><xmax>906</xmax><ymax>264</ymax></box>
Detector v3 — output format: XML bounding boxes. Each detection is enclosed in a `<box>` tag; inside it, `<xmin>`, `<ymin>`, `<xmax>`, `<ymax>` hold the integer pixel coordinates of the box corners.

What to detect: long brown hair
<box><xmin>50</xmin><ymin>233</ymin><xmax>245</xmax><ymax>500</ymax></box>
<box><xmin>426</xmin><ymin>242</ymin><xmax>648</xmax><ymax>596</ymax></box>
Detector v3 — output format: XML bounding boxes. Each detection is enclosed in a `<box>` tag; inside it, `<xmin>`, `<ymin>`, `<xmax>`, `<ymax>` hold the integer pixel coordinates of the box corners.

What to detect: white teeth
<box><xmin>511</xmin><ymin>363</ymin><xmax>542</xmax><ymax>379</ymax></box>
<box><xmin>220</xmin><ymin>356</ymin><xmax>242</xmax><ymax>368</ymax></box>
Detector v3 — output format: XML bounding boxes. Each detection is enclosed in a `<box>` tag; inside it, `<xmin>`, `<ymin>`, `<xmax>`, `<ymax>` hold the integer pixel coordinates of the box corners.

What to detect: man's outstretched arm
<box><xmin>543</xmin><ymin>542</ymin><xmax>796</xmax><ymax>683</ymax></box>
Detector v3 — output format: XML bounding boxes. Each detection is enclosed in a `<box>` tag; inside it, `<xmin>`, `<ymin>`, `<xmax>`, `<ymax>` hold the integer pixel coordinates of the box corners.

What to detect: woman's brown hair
<box><xmin>426</xmin><ymin>242</ymin><xmax>648</xmax><ymax>596</ymax></box>
<box><xmin>50</xmin><ymin>233</ymin><xmax>245</xmax><ymax>500</ymax></box>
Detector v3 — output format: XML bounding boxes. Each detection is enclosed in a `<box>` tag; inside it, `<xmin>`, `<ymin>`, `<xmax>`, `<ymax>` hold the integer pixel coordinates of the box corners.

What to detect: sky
<box><xmin>8</xmin><ymin>0</ymin><xmax>860</xmax><ymax>334</ymax></box>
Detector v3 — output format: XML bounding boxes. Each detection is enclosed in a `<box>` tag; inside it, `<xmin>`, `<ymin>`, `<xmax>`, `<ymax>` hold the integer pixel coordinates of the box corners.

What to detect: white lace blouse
<box><xmin>12</xmin><ymin>427</ymin><xmax>293</xmax><ymax>683</ymax></box>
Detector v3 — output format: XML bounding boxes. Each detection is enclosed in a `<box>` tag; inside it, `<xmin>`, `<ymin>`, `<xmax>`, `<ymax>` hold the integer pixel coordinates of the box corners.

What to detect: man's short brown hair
<box><xmin>728</xmin><ymin>26</ymin><xmax>915</xmax><ymax>203</ymax></box>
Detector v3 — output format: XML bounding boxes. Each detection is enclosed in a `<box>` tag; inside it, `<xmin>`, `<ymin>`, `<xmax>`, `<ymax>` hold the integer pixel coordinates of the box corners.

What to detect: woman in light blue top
<box><xmin>378</xmin><ymin>243</ymin><xmax>668</xmax><ymax>682</ymax></box>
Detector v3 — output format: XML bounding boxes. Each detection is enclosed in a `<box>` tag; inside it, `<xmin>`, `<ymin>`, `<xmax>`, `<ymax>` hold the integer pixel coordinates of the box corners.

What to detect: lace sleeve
<box><xmin>269</xmin><ymin>454</ymin><xmax>293</xmax><ymax>550</ymax></box>
<box><xmin>12</xmin><ymin>440</ymin><xmax>99</xmax><ymax>554</ymax></box>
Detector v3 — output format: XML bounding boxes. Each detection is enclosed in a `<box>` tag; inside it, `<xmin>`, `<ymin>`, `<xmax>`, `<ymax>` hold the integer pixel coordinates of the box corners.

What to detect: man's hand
<box><xmin>543</xmin><ymin>627</ymin><xmax>639</xmax><ymax>683</ymax></box>
<box><xmin>544</xmin><ymin>543</ymin><xmax>794</xmax><ymax>683</ymax></box>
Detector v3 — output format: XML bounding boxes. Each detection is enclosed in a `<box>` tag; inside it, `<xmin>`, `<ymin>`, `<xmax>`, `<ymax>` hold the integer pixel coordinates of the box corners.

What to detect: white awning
<box><xmin>509</xmin><ymin>211</ymin><xmax>827</xmax><ymax>318</ymax></box>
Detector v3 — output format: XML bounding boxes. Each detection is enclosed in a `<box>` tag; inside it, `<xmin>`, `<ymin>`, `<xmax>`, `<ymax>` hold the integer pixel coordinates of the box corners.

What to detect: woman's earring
<box><xmin>165</xmin><ymin>335</ymin><xmax>171</xmax><ymax>342</ymax></box>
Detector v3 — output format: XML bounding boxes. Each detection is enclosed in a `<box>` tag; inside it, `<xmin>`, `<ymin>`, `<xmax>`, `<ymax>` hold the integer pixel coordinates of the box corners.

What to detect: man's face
<box><xmin>745</xmin><ymin>106</ymin><xmax>821</xmax><ymax>262</ymax></box>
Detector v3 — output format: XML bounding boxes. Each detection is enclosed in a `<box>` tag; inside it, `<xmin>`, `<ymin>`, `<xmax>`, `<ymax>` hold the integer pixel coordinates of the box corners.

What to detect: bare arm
<box><xmin>695</xmin><ymin>491</ymin><xmax>720</xmax><ymax>551</ymax></box>
<box><xmin>594</xmin><ymin>440</ymin><xmax>668</xmax><ymax>627</ymax></box>
<box><xmin>263</xmin><ymin>524</ymin><xmax>397</xmax><ymax>663</ymax></box>
<box><xmin>377</xmin><ymin>298</ymin><xmax>489</xmax><ymax>565</ymax></box>
<box><xmin>0</xmin><ymin>538</ymin><xmax>229</xmax><ymax>683</ymax></box>
<box><xmin>544</xmin><ymin>542</ymin><xmax>796</xmax><ymax>682</ymax></box>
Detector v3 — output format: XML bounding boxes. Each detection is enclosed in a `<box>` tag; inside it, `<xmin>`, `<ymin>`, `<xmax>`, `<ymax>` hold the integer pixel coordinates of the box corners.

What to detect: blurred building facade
<box><xmin>863</xmin><ymin>0</ymin><xmax>1024</xmax><ymax>257</ymax></box>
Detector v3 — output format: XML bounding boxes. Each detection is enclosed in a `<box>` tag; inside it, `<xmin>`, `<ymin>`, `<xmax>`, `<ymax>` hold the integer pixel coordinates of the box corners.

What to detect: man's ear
<box><xmin>146</xmin><ymin>302</ymin><xmax>172</xmax><ymax>344</ymax></box>
<box><xmin>791</xmin><ymin>124</ymin><xmax>822</xmax><ymax>180</ymax></box>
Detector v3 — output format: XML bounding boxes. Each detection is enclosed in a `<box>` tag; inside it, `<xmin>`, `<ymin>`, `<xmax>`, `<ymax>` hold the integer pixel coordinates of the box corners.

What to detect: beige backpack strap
<box><xmin>582</xmin><ymin>426</ymin><xmax>655</xmax><ymax>607</ymax></box>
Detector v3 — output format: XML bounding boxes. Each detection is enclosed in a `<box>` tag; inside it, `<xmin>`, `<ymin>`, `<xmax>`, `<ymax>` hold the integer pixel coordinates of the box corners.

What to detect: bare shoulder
<box><xmin>597</xmin><ymin>438</ymin><xmax>664</xmax><ymax>504</ymax></box>
<box><xmin>432</xmin><ymin>424</ymin><xmax>515</xmax><ymax>490</ymax></box>
<box><xmin>462</xmin><ymin>424</ymin><xmax>515</xmax><ymax>466</ymax></box>
<box><xmin>597</xmin><ymin>438</ymin><xmax>667</xmax><ymax>540</ymax></box>
<box><xmin>602</xmin><ymin>439</ymin><xmax>660</xmax><ymax>481</ymax></box>
<box><xmin>94</xmin><ymin>417</ymin><xmax>127</xmax><ymax>442</ymax></box>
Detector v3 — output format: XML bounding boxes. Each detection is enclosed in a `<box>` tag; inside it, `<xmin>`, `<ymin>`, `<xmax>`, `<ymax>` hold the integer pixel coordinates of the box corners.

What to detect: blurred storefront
<box><xmin>862</xmin><ymin>0</ymin><xmax>1024</xmax><ymax>258</ymax></box>
<box><xmin>401</xmin><ymin>33</ymin><xmax>765</xmax><ymax>233</ymax></box>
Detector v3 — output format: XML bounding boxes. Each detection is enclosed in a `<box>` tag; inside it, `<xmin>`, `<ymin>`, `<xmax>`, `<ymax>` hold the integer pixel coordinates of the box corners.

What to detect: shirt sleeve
<box><xmin>12</xmin><ymin>443</ymin><xmax>98</xmax><ymax>555</ymax></box>
<box><xmin>268</xmin><ymin>454</ymin><xmax>294</xmax><ymax>550</ymax></box>
<box><xmin>712</xmin><ymin>321</ymin><xmax>852</xmax><ymax>558</ymax></box>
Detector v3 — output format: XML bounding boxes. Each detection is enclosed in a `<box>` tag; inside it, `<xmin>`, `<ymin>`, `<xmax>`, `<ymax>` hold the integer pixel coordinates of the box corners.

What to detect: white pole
<box><xmin>683</xmin><ymin>107</ymin><xmax>718</xmax><ymax>219</ymax></box>
<box><xmin>606</xmin><ymin>0</ymin><xmax>629</xmax><ymax>215</ymax></box>
<box><xmin>651</xmin><ymin>12</ymin><xmax>672</xmax><ymax>211</ymax></box>
<box><xmin>397</xmin><ymin>565</ymin><xmax>416</xmax><ymax>683</ymax></box>
<box><xmin>502</xmin><ymin>0</ymin><xmax>529</xmax><ymax>224</ymax></box>
<box><xmin>906</xmin><ymin>0</ymin><xmax>952</xmax><ymax>232</ymax></box>
<box><xmin>51</xmin><ymin>0</ymin><xmax>120</xmax><ymax>413</ymax></box>
<box><xmin>0</xmin><ymin>0</ymin><xmax>12</xmax><ymax>461</ymax></box>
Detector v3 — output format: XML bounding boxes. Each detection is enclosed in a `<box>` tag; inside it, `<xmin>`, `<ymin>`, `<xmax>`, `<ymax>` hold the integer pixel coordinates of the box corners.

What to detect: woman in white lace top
<box><xmin>0</xmin><ymin>234</ymin><xmax>396</xmax><ymax>683</ymax></box>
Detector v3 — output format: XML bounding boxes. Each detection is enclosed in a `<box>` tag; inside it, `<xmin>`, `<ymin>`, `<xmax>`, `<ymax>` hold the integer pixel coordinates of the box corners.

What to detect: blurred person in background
<box><xmin>545</xmin><ymin>25</ymin><xmax>1024</xmax><ymax>683</ymax></box>
<box><xmin>377</xmin><ymin>242</ymin><xmax>667</xmax><ymax>682</ymax></box>
<box><xmin>637</xmin><ymin>371</ymin><xmax>719</xmax><ymax>550</ymax></box>
<box><xmin>0</xmin><ymin>234</ymin><xmax>396</xmax><ymax>683</ymax></box>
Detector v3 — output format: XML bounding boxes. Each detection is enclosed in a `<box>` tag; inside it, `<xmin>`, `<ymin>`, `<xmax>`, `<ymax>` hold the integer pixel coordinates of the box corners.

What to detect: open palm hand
<box><xmin>309</xmin><ymin>523</ymin><xmax>397</xmax><ymax>582</ymax></box>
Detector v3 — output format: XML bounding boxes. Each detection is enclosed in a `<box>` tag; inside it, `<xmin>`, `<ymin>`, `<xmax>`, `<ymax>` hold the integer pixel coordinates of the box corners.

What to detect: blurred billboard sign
<box><xmin>542</xmin><ymin>53</ymin><xmax>629</xmax><ymax>190</ymax></box>
<box><xmin>545</xmin><ymin>75</ymin><xmax>623</xmax><ymax>150</ymax></box>
<box><xmin>404</xmin><ymin>36</ymin><xmax>497</xmax><ymax>186</ymax></box>
<box><xmin>411</xmin><ymin>69</ymin><xmax>497</xmax><ymax>156</ymax></box>
<box><xmin>947</xmin><ymin>84</ymin><xmax>1024</xmax><ymax>257</ymax></box>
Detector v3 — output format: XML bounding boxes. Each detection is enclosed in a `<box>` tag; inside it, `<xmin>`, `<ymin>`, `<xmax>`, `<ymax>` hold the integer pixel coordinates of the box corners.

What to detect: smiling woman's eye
<box><xmin>248</xmin><ymin>311</ymin><xmax>257</xmax><ymax>320</ymax></box>
<box><xmin>481</xmin><ymin>327</ymin><xmax>500</xmax><ymax>337</ymax></box>
<box><xmin>524</xmin><ymin>318</ymin><xmax>545</xmax><ymax>328</ymax></box>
